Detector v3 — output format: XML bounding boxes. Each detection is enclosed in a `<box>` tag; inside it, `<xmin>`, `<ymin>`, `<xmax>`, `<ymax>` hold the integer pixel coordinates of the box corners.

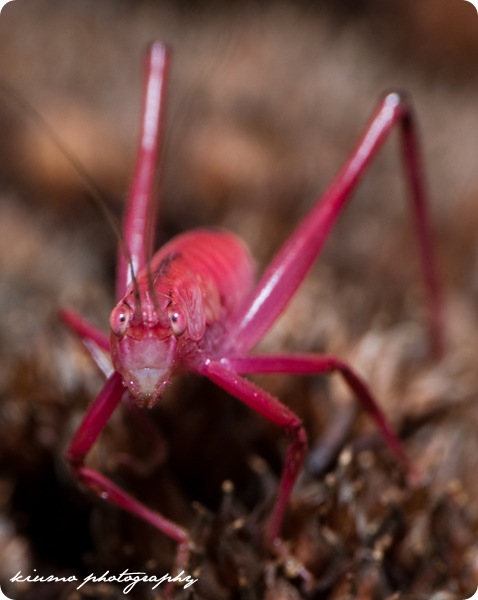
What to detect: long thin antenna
<box><xmin>0</xmin><ymin>78</ymin><xmax>142</xmax><ymax>301</ymax></box>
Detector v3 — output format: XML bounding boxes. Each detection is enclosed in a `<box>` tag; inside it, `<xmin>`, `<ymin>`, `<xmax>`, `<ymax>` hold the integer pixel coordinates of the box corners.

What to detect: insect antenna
<box><xmin>0</xmin><ymin>78</ymin><xmax>143</xmax><ymax>306</ymax></box>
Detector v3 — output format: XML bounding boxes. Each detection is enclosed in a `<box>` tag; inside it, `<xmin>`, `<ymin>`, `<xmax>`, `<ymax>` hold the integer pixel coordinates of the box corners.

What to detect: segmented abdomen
<box><xmin>148</xmin><ymin>228</ymin><xmax>256</xmax><ymax>320</ymax></box>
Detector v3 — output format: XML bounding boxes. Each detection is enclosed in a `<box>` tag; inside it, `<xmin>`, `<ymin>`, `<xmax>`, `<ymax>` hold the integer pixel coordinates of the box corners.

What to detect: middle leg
<box><xmin>223</xmin><ymin>354</ymin><xmax>416</xmax><ymax>476</ymax></box>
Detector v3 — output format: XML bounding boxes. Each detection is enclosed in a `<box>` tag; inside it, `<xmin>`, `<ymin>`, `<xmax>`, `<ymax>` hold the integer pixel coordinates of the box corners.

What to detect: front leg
<box><xmin>61</xmin><ymin>307</ymin><xmax>167</xmax><ymax>475</ymax></box>
<box><xmin>199</xmin><ymin>359</ymin><xmax>307</xmax><ymax>544</ymax></box>
<box><xmin>66</xmin><ymin>371</ymin><xmax>191</xmax><ymax>570</ymax></box>
<box><xmin>224</xmin><ymin>354</ymin><xmax>417</xmax><ymax>478</ymax></box>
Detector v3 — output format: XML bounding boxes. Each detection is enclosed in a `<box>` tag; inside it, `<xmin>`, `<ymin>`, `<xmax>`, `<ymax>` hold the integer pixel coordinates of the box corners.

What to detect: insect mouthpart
<box><xmin>126</xmin><ymin>367</ymin><xmax>171</xmax><ymax>408</ymax></box>
<box><xmin>110</xmin><ymin>330</ymin><xmax>178</xmax><ymax>408</ymax></box>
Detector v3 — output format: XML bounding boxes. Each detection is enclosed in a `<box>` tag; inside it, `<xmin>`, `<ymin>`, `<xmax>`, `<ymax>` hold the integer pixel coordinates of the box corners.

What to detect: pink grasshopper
<box><xmin>61</xmin><ymin>42</ymin><xmax>444</xmax><ymax>573</ymax></box>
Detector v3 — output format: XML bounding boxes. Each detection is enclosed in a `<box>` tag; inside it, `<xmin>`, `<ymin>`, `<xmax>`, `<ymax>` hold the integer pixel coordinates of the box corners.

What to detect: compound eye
<box><xmin>110</xmin><ymin>304</ymin><xmax>132</xmax><ymax>338</ymax></box>
<box><xmin>168</xmin><ymin>309</ymin><xmax>187</xmax><ymax>337</ymax></box>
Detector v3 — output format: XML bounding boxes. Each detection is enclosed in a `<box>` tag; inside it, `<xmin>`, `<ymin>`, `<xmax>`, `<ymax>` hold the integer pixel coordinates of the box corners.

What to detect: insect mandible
<box><xmin>60</xmin><ymin>42</ymin><xmax>445</xmax><ymax>574</ymax></box>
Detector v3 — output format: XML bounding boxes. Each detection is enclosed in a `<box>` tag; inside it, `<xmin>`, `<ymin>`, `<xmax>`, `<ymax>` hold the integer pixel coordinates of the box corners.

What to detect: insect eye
<box><xmin>168</xmin><ymin>309</ymin><xmax>187</xmax><ymax>337</ymax></box>
<box><xmin>110</xmin><ymin>304</ymin><xmax>132</xmax><ymax>338</ymax></box>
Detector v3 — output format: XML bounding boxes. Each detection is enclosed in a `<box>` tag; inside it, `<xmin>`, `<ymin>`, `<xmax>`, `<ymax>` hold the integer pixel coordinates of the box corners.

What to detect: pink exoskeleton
<box><xmin>60</xmin><ymin>42</ymin><xmax>444</xmax><ymax>575</ymax></box>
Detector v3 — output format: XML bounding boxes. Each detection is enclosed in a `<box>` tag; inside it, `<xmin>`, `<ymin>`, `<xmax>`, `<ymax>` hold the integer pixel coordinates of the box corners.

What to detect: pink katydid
<box><xmin>60</xmin><ymin>41</ymin><xmax>444</xmax><ymax>574</ymax></box>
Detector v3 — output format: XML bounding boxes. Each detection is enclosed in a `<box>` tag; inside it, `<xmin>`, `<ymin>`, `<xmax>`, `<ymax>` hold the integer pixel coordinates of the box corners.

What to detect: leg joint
<box><xmin>286</xmin><ymin>419</ymin><xmax>307</xmax><ymax>448</ymax></box>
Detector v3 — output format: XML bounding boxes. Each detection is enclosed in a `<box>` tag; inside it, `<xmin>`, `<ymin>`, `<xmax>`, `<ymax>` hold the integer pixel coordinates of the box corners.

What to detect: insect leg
<box><xmin>60</xmin><ymin>307</ymin><xmax>112</xmax><ymax>377</ymax></box>
<box><xmin>223</xmin><ymin>354</ymin><xmax>417</xmax><ymax>478</ymax></box>
<box><xmin>61</xmin><ymin>308</ymin><xmax>168</xmax><ymax>476</ymax></box>
<box><xmin>116</xmin><ymin>42</ymin><xmax>169</xmax><ymax>299</ymax></box>
<box><xmin>199</xmin><ymin>359</ymin><xmax>307</xmax><ymax>544</ymax></box>
<box><xmin>228</xmin><ymin>92</ymin><xmax>443</xmax><ymax>357</ymax></box>
<box><xmin>66</xmin><ymin>371</ymin><xmax>191</xmax><ymax>568</ymax></box>
<box><xmin>60</xmin><ymin>307</ymin><xmax>109</xmax><ymax>351</ymax></box>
